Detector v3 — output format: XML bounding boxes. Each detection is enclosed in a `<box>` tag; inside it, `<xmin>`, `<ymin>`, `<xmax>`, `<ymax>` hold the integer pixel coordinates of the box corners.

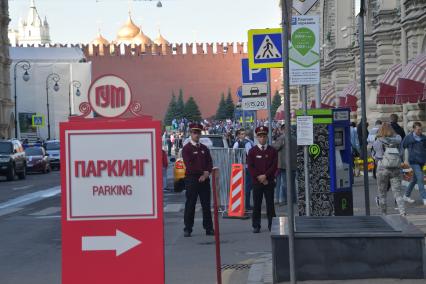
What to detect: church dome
<box><xmin>92</xmin><ymin>32</ymin><xmax>110</xmax><ymax>46</ymax></box>
<box><xmin>132</xmin><ymin>29</ymin><xmax>153</xmax><ymax>45</ymax></box>
<box><xmin>117</xmin><ymin>13</ymin><xmax>140</xmax><ymax>41</ymax></box>
<box><xmin>154</xmin><ymin>31</ymin><xmax>169</xmax><ymax>46</ymax></box>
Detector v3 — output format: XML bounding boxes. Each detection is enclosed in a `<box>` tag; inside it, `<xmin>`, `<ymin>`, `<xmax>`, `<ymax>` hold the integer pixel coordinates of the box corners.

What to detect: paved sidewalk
<box><xmin>247</xmin><ymin>176</ymin><xmax>426</xmax><ymax>284</ymax></box>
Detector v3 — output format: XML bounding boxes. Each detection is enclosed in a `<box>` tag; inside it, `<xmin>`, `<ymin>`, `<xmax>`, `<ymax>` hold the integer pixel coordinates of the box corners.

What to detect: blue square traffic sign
<box><xmin>248</xmin><ymin>28</ymin><xmax>283</xmax><ymax>69</ymax></box>
<box><xmin>241</xmin><ymin>59</ymin><xmax>268</xmax><ymax>84</ymax></box>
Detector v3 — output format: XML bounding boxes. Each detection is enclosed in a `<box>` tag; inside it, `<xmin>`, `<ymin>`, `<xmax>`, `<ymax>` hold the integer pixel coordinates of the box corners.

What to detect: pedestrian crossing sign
<box><xmin>32</xmin><ymin>114</ymin><xmax>45</xmax><ymax>128</ymax></box>
<box><xmin>248</xmin><ymin>28</ymin><xmax>283</xmax><ymax>69</ymax></box>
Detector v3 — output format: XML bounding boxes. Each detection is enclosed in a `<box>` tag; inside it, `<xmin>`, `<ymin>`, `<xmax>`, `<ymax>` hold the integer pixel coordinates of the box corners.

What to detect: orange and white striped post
<box><xmin>226</xmin><ymin>164</ymin><xmax>248</xmax><ymax>218</ymax></box>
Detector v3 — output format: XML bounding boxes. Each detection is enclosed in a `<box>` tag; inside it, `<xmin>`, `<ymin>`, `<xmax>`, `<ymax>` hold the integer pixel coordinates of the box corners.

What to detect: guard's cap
<box><xmin>189</xmin><ymin>123</ymin><xmax>203</xmax><ymax>132</ymax></box>
<box><xmin>255</xmin><ymin>126</ymin><xmax>268</xmax><ymax>135</ymax></box>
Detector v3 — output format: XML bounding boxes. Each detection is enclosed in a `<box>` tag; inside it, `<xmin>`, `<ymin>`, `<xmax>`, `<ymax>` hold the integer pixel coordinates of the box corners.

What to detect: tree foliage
<box><xmin>184</xmin><ymin>96</ymin><xmax>202</xmax><ymax>122</ymax></box>
<box><xmin>225</xmin><ymin>88</ymin><xmax>235</xmax><ymax>119</ymax></box>
<box><xmin>164</xmin><ymin>92</ymin><xmax>177</xmax><ymax>125</ymax></box>
<box><xmin>271</xmin><ymin>90</ymin><xmax>282</xmax><ymax>118</ymax></box>
<box><xmin>176</xmin><ymin>89</ymin><xmax>185</xmax><ymax>119</ymax></box>
<box><xmin>215</xmin><ymin>93</ymin><xmax>227</xmax><ymax>120</ymax></box>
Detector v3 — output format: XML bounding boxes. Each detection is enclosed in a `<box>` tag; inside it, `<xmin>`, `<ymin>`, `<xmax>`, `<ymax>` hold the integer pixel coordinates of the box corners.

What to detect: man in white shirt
<box><xmin>233</xmin><ymin>128</ymin><xmax>254</xmax><ymax>210</ymax></box>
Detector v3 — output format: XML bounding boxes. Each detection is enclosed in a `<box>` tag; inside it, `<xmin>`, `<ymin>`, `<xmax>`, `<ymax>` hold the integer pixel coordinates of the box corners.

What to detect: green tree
<box><xmin>271</xmin><ymin>90</ymin><xmax>282</xmax><ymax>118</ymax></box>
<box><xmin>176</xmin><ymin>89</ymin><xmax>185</xmax><ymax>119</ymax></box>
<box><xmin>164</xmin><ymin>92</ymin><xmax>177</xmax><ymax>125</ymax></box>
<box><xmin>184</xmin><ymin>96</ymin><xmax>202</xmax><ymax>122</ymax></box>
<box><xmin>215</xmin><ymin>93</ymin><xmax>227</xmax><ymax>120</ymax></box>
<box><xmin>225</xmin><ymin>88</ymin><xmax>235</xmax><ymax>119</ymax></box>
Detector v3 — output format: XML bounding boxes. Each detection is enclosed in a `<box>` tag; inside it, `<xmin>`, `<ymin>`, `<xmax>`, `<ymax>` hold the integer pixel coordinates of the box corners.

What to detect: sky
<box><xmin>9</xmin><ymin>0</ymin><xmax>282</xmax><ymax>44</ymax></box>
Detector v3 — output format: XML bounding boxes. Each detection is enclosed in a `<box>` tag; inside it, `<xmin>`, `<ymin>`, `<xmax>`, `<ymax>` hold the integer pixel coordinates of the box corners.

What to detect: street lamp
<box><xmin>13</xmin><ymin>60</ymin><xmax>31</xmax><ymax>139</ymax></box>
<box><xmin>68</xmin><ymin>80</ymin><xmax>82</xmax><ymax>116</ymax></box>
<box><xmin>46</xmin><ymin>73</ymin><xmax>60</xmax><ymax>140</ymax></box>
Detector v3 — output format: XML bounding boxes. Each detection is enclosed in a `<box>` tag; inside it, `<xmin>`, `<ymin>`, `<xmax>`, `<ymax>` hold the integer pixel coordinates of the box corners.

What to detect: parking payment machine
<box><xmin>329</xmin><ymin>109</ymin><xmax>353</xmax><ymax>215</ymax></box>
<box><xmin>296</xmin><ymin>108</ymin><xmax>353</xmax><ymax>216</ymax></box>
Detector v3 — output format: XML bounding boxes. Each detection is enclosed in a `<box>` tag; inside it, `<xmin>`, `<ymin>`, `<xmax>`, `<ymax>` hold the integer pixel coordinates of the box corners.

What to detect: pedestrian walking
<box><xmin>390</xmin><ymin>113</ymin><xmax>406</xmax><ymax>139</ymax></box>
<box><xmin>182</xmin><ymin>123</ymin><xmax>214</xmax><ymax>237</ymax></box>
<box><xmin>372</xmin><ymin>123</ymin><xmax>406</xmax><ymax>216</ymax></box>
<box><xmin>272</xmin><ymin>124</ymin><xmax>297</xmax><ymax>205</ymax></box>
<box><xmin>247</xmin><ymin>126</ymin><xmax>278</xmax><ymax>233</ymax></box>
<box><xmin>232</xmin><ymin>128</ymin><xmax>254</xmax><ymax>210</ymax></box>
<box><xmin>401</xmin><ymin>122</ymin><xmax>426</xmax><ymax>205</ymax></box>
<box><xmin>162</xmin><ymin>149</ymin><xmax>169</xmax><ymax>191</ymax></box>
<box><xmin>166</xmin><ymin>132</ymin><xmax>172</xmax><ymax>156</ymax></box>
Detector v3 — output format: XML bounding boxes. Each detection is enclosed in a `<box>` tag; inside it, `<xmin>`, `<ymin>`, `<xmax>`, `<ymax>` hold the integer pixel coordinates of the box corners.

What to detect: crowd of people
<box><xmin>165</xmin><ymin>113</ymin><xmax>425</xmax><ymax>235</ymax></box>
<box><xmin>350</xmin><ymin>113</ymin><xmax>426</xmax><ymax>214</ymax></box>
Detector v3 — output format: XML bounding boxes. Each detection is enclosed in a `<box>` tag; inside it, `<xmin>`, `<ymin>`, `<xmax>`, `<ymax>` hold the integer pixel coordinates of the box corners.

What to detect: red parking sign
<box><xmin>60</xmin><ymin>117</ymin><xmax>164</xmax><ymax>284</ymax></box>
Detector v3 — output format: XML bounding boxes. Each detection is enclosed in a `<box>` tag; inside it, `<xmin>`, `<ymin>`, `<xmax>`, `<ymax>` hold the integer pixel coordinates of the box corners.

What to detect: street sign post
<box><xmin>61</xmin><ymin>74</ymin><xmax>164</xmax><ymax>284</ymax></box>
<box><xmin>292</xmin><ymin>0</ymin><xmax>319</xmax><ymax>15</ymax></box>
<box><xmin>32</xmin><ymin>114</ymin><xmax>44</xmax><ymax>128</ymax></box>
<box><xmin>248</xmin><ymin>28</ymin><xmax>283</xmax><ymax>69</ymax></box>
<box><xmin>290</xmin><ymin>15</ymin><xmax>320</xmax><ymax>85</ymax></box>
<box><xmin>241</xmin><ymin>97</ymin><xmax>267</xmax><ymax>110</ymax></box>
<box><xmin>241</xmin><ymin>58</ymin><xmax>267</xmax><ymax>84</ymax></box>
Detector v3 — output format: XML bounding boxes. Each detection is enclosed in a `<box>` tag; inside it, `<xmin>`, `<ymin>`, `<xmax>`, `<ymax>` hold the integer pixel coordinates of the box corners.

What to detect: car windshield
<box><xmin>205</xmin><ymin>137</ymin><xmax>225</xmax><ymax>148</ymax></box>
<box><xmin>183</xmin><ymin>136</ymin><xmax>225</xmax><ymax>148</ymax></box>
<box><xmin>46</xmin><ymin>142</ymin><xmax>60</xmax><ymax>150</ymax></box>
<box><xmin>0</xmin><ymin>142</ymin><xmax>12</xmax><ymax>154</ymax></box>
<box><xmin>25</xmin><ymin>147</ymin><xmax>43</xmax><ymax>156</ymax></box>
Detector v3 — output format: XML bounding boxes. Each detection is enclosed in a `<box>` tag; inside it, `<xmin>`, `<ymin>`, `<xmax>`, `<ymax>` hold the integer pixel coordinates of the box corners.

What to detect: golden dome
<box><xmin>154</xmin><ymin>31</ymin><xmax>169</xmax><ymax>46</ymax></box>
<box><xmin>132</xmin><ymin>29</ymin><xmax>153</xmax><ymax>45</ymax></box>
<box><xmin>91</xmin><ymin>32</ymin><xmax>109</xmax><ymax>46</ymax></box>
<box><xmin>117</xmin><ymin>13</ymin><xmax>140</xmax><ymax>40</ymax></box>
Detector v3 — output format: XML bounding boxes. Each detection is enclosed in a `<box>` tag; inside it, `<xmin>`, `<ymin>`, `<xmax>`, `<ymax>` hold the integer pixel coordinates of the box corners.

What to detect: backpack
<box><xmin>381</xmin><ymin>142</ymin><xmax>401</xmax><ymax>169</ymax></box>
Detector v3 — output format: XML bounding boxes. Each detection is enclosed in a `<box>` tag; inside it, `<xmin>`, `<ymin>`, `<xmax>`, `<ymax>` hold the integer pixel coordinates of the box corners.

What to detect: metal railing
<box><xmin>209</xmin><ymin>148</ymin><xmax>246</xmax><ymax>212</ymax></box>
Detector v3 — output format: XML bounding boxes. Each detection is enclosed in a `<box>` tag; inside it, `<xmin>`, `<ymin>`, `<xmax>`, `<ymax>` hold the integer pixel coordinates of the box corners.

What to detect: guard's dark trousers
<box><xmin>184</xmin><ymin>176</ymin><xmax>213</xmax><ymax>233</ymax></box>
<box><xmin>252</xmin><ymin>182</ymin><xmax>276</xmax><ymax>231</ymax></box>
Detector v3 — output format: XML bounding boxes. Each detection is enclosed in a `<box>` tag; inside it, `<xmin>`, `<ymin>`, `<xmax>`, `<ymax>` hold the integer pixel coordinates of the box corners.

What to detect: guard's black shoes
<box><xmin>253</xmin><ymin>227</ymin><xmax>260</xmax><ymax>233</ymax></box>
<box><xmin>206</xmin><ymin>229</ymin><xmax>215</xmax><ymax>236</ymax></box>
<box><xmin>184</xmin><ymin>231</ymin><xmax>191</xmax><ymax>237</ymax></box>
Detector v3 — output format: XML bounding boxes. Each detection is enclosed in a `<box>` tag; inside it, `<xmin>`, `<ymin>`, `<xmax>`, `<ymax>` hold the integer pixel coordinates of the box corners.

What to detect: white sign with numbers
<box><xmin>242</xmin><ymin>97</ymin><xmax>267</xmax><ymax>110</ymax></box>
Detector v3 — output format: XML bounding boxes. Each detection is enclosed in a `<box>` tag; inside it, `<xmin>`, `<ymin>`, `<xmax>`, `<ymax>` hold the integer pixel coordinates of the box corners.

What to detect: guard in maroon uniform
<box><xmin>182</xmin><ymin>123</ymin><xmax>214</xmax><ymax>237</ymax></box>
<box><xmin>247</xmin><ymin>126</ymin><xmax>278</xmax><ymax>233</ymax></box>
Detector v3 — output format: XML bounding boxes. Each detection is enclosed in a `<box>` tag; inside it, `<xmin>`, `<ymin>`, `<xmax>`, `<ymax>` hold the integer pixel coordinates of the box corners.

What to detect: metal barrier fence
<box><xmin>209</xmin><ymin>148</ymin><xmax>246</xmax><ymax>212</ymax></box>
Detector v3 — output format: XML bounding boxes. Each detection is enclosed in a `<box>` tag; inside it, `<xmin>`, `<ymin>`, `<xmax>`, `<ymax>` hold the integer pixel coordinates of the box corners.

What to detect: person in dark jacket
<box><xmin>390</xmin><ymin>113</ymin><xmax>406</xmax><ymax>140</ymax></box>
<box><xmin>272</xmin><ymin>124</ymin><xmax>297</xmax><ymax>205</ymax></box>
<box><xmin>357</xmin><ymin>119</ymin><xmax>369</xmax><ymax>152</ymax></box>
<box><xmin>247</xmin><ymin>126</ymin><xmax>278</xmax><ymax>233</ymax></box>
<box><xmin>182</xmin><ymin>123</ymin><xmax>214</xmax><ymax>237</ymax></box>
<box><xmin>401</xmin><ymin>122</ymin><xmax>426</xmax><ymax>205</ymax></box>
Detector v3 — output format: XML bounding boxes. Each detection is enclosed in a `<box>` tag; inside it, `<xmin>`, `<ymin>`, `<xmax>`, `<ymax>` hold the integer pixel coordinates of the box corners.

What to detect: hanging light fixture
<box><xmin>156</xmin><ymin>1</ymin><xmax>162</xmax><ymax>8</ymax></box>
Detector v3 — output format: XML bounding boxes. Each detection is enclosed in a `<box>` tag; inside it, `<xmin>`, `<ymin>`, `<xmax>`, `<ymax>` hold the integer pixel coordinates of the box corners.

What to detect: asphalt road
<box><xmin>0</xmin><ymin>166</ymin><xmax>264</xmax><ymax>284</ymax></box>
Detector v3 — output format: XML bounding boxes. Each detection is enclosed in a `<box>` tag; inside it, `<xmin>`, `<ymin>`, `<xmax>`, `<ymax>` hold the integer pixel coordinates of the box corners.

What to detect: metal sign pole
<box><xmin>282</xmin><ymin>0</ymin><xmax>296</xmax><ymax>283</ymax></box>
<box><xmin>359</xmin><ymin>1</ymin><xmax>370</xmax><ymax>216</ymax></box>
<box><xmin>267</xmin><ymin>69</ymin><xmax>273</xmax><ymax>144</ymax></box>
<box><xmin>302</xmin><ymin>85</ymin><xmax>310</xmax><ymax>216</ymax></box>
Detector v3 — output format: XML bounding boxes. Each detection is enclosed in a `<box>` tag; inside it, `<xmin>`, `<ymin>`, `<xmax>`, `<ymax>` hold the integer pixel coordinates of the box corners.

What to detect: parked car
<box><xmin>45</xmin><ymin>140</ymin><xmax>60</xmax><ymax>170</ymax></box>
<box><xmin>173</xmin><ymin>135</ymin><xmax>229</xmax><ymax>192</ymax></box>
<box><xmin>25</xmin><ymin>146</ymin><xmax>51</xmax><ymax>174</ymax></box>
<box><xmin>0</xmin><ymin>139</ymin><xmax>27</xmax><ymax>181</ymax></box>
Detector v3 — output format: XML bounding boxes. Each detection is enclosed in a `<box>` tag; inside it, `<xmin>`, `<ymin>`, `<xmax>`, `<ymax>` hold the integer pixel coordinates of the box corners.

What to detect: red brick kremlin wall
<box><xmin>83</xmin><ymin>43</ymin><xmax>282</xmax><ymax>120</ymax></box>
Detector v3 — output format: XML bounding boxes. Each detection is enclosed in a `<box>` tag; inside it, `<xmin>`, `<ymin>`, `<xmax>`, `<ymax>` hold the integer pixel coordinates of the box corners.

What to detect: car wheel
<box><xmin>18</xmin><ymin>166</ymin><xmax>26</xmax><ymax>180</ymax></box>
<box><xmin>6</xmin><ymin>165</ymin><xmax>15</xmax><ymax>181</ymax></box>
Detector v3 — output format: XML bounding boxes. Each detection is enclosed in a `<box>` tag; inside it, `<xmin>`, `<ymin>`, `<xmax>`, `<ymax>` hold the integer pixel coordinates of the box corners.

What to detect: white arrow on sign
<box><xmin>82</xmin><ymin>230</ymin><xmax>142</xmax><ymax>256</ymax></box>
